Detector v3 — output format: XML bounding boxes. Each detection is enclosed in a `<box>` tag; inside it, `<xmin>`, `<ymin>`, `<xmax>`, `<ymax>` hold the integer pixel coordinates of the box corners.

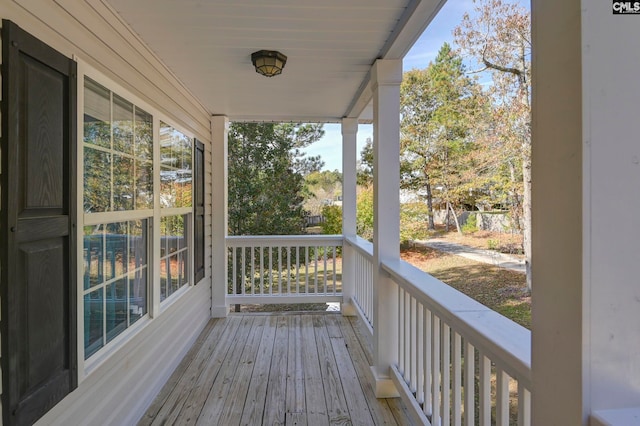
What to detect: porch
<box><xmin>140</xmin><ymin>312</ymin><xmax>413</xmax><ymax>425</ymax></box>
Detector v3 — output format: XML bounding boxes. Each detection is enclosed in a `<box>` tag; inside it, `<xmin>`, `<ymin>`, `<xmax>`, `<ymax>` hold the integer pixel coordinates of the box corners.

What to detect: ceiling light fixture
<box><xmin>251</xmin><ymin>50</ymin><xmax>287</xmax><ymax>77</ymax></box>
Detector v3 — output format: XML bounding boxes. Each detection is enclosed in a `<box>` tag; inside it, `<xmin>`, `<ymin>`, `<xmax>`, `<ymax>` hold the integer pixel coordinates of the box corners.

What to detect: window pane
<box><xmin>113</xmin><ymin>154</ymin><xmax>134</xmax><ymax>211</ymax></box>
<box><xmin>84</xmin><ymin>78</ymin><xmax>110</xmax><ymax>149</ymax></box>
<box><xmin>160</xmin><ymin>165</ymin><xmax>177</xmax><ymax>208</ymax></box>
<box><xmin>113</xmin><ymin>94</ymin><xmax>134</xmax><ymax>154</ymax></box>
<box><xmin>135</xmin><ymin>159</ymin><xmax>153</xmax><ymax>210</ymax></box>
<box><xmin>130</xmin><ymin>268</ymin><xmax>147</xmax><ymax>324</ymax></box>
<box><xmin>128</xmin><ymin>220</ymin><xmax>147</xmax><ymax>268</ymax></box>
<box><xmin>105</xmin><ymin>279</ymin><xmax>127</xmax><ymax>343</ymax></box>
<box><xmin>84</xmin><ymin>289</ymin><xmax>103</xmax><ymax>359</ymax></box>
<box><xmin>105</xmin><ymin>222</ymin><xmax>128</xmax><ymax>280</ymax></box>
<box><xmin>160</xmin><ymin>257</ymin><xmax>169</xmax><ymax>302</ymax></box>
<box><xmin>84</xmin><ymin>148</ymin><xmax>111</xmax><ymax>213</ymax></box>
<box><xmin>135</xmin><ymin>107</ymin><xmax>153</xmax><ymax>161</ymax></box>
<box><xmin>83</xmin><ymin>225</ymin><xmax>104</xmax><ymax>290</ymax></box>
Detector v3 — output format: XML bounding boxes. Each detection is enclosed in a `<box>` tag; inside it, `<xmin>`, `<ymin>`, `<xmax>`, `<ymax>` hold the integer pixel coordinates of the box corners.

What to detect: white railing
<box><xmin>345</xmin><ymin>236</ymin><xmax>374</xmax><ymax>332</ymax></box>
<box><xmin>226</xmin><ymin>235</ymin><xmax>343</xmax><ymax>304</ymax></box>
<box><xmin>383</xmin><ymin>259</ymin><xmax>532</xmax><ymax>426</ymax></box>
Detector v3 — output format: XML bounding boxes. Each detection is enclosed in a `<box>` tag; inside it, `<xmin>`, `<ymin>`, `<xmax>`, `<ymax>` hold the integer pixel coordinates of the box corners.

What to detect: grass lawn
<box><xmin>401</xmin><ymin>244</ymin><xmax>531</xmax><ymax>329</ymax></box>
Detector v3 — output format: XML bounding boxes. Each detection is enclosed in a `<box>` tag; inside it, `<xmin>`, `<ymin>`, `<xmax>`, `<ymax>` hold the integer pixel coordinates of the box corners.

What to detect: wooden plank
<box><xmin>139</xmin><ymin>318</ymin><xmax>218</xmax><ymax>425</ymax></box>
<box><xmin>301</xmin><ymin>315</ymin><xmax>329</xmax><ymax>425</ymax></box>
<box><xmin>169</xmin><ymin>316</ymin><xmax>247</xmax><ymax>425</ymax></box>
<box><xmin>218</xmin><ymin>315</ymin><xmax>268</xmax><ymax>425</ymax></box>
<box><xmin>312</xmin><ymin>315</ymin><xmax>351</xmax><ymax>425</ymax></box>
<box><xmin>347</xmin><ymin>316</ymin><xmax>373</xmax><ymax>365</ymax></box>
<box><xmin>331</xmin><ymin>315</ymin><xmax>399</xmax><ymax>426</ymax></box>
<box><xmin>286</xmin><ymin>315</ymin><xmax>306</xmax><ymax>421</ymax></box>
<box><xmin>286</xmin><ymin>412</ymin><xmax>308</xmax><ymax>425</ymax></box>
<box><xmin>239</xmin><ymin>315</ymin><xmax>278</xmax><ymax>425</ymax></box>
<box><xmin>195</xmin><ymin>316</ymin><xmax>258</xmax><ymax>425</ymax></box>
<box><xmin>325</xmin><ymin>313</ymin><xmax>343</xmax><ymax>338</ymax></box>
<box><xmin>262</xmin><ymin>315</ymin><xmax>289</xmax><ymax>425</ymax></box>
<box><xmin>151</xmin><ymin>316</ymin><xmax>242</xmax><ymax>426</ymax></box>
<box><xmin>386</xmin><ymin>398</ymin><xmax>416</xmax><ymax>426</ymax></box>
<box><xmin>330</xmin><ymin>334</ymin><xmax>374</xmax><ymax>426</ymax></box>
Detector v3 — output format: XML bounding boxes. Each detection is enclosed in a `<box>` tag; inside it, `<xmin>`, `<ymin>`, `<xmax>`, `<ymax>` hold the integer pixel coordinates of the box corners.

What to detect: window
<box><xmin>83</xmin><ymin>221</ymin><xmax>148</xmax><ymax>358</ymax></box>
<box><xmin>83</xmin><ymin>77</ymin><xmax>153</xmax><ymax>359</ymax></box>
<box><xmin>194</xmin><ymin>140</ymin><xmax>205</xmax><ymax>283</ymax></box>
<box><xmin>82</xmin><ymin>76</ymin><xmax>198</xmax><ymax>361</ymax></box>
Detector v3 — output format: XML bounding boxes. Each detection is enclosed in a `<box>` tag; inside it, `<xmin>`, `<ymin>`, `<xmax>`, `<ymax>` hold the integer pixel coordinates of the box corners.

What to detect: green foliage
<box><xmin>400</xmin><ymin>202</ymin><xmax>431</xmax><ymax>244</ymax></box>
<box><xmin>304</xmin><ymin>170</ymin><xmax>342</xmax><ymax>216</ymax></box>
<box><xmin>357</xmin><ymin>138</ymin><xmax>374</xmax><ymax>186</ymax></box>
<box><xmin>320</xmin><ymin>205</ymin><xmax>342</xmax><ymax>235</ymax></box>
<box><xmin>356</xmin><ymin>186</ymin><xmax>374</xmax><ymax>241</ymax></box>
<box><xmin>462</xmin><ymin>213</ymin><xmax>478</xmax><ymax>234</ymax></box>
<box><xmin>228</xmin><ymin>122</ymin><xmax>324</xmax><ymax>236</ymax></box>
<box><xmin>400</xmin><ymin>43</ymin><xmax>485</xmax><ymax>220</ymax></box>
<box><xmin>487</xmin><ymin>239</ymin><xmax>499</xmax><ymax>250</ymax></box>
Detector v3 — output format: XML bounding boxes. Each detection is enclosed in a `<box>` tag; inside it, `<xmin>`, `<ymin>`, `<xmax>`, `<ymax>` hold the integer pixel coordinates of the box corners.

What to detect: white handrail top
<box><xmin>226</xmin><ymin>234</ymin><xmax>343</xmax><ymax>247</ymax></box>
<box><xmin>344</xmin><ymin>235</ymin><xmax>374</xmax><ymax>259</ymax></box>
<box><xmin>382</xmin><ymin>258</ymin><xmax>532</xmax><ymax>387</ymax></box>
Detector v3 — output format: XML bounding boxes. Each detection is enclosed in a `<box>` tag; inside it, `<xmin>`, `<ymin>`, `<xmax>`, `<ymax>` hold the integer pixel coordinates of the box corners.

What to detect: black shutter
<box><xmin>1</xmin><ymin>20</ymin><xmax>77</xmax><ymax>425</ymax></box>
<box><xmin>194</xmin><ymin>139</ymin><xmax>205</xmax><ymax>283</ymax></box>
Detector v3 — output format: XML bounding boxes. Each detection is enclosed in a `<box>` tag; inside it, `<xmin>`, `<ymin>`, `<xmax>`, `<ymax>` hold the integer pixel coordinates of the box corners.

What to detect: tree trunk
<box><xmin>522</xmin><ymin>151</ymin><xmax>532</xmax><ymax>290</ymax></box>
<box><xmin>448</xmin><ymin>201</ymin><xmax>463</xmax><ymax>234</ymax></box>
<box><xmin>425</xmin><ymin>180</ymin><xmax>435</xmax><ymax>230</ymax></box>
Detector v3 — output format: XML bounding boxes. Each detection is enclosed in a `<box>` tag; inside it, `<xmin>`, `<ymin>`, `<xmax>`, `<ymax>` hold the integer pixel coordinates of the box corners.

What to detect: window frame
<box><xmin>77</xmin><ymin>62</ymin><xmax>197</xmax><ymax>378</ymax></box>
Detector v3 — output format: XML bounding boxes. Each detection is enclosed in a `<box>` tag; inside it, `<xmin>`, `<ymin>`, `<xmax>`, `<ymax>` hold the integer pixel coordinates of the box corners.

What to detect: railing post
<box><xmin>211</xmin><ymin>115</ymin><xmax>229</xmax><ymax>317</ymax></box>
<box><xmin>371</xmin><ymin>58</ymin><xmax>402</xmax><ymax>397</ymax></box>
<box><xmin>341</xmin><ymin>117</ymin><xmax>358</xmax><ymax>316</ymax></box>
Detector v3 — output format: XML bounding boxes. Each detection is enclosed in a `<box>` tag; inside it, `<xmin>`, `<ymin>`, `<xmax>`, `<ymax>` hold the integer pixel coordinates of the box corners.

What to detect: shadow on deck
<box><xmin>139</xmin><ymin>312</ymin><xmax>414</xmax><ymax>425</ymax></box>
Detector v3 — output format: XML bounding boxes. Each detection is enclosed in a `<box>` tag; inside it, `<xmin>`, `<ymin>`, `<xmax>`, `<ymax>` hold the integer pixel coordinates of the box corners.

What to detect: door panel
<box><xmin>1</xmin><ymin>20</ymin><xmax>77</xmax><ymax>426</ymax></box>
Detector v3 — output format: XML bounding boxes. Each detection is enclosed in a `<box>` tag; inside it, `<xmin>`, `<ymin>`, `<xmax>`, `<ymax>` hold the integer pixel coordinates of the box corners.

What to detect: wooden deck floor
<box><xmin>139</xmin><ymin>312</ymin><xmax>414</xmax><ymax>425</ymax></box>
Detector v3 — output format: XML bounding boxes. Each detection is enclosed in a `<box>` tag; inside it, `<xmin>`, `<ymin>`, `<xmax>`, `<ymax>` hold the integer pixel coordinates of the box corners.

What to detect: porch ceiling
<box><xmin>106</xmin><ymin>0</ymin><xmax>444</xmax><ymax>122</ymax></box>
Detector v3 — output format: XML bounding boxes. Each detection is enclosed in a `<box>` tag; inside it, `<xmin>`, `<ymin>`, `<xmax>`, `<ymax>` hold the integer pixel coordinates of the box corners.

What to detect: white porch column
<box><xmin>211</xmin><ymin>115</ymin><xmax>229</xmax><ymax>318</ymax></box>
<box><xmin>532</xmin><ymin>1</ymin><xmax>640</xmax><ymax>423</ymax></box>
<box><xmin>370</xmin><ymin>59</ymin><xmax>402</xmax><ymax>397</ymax></box>
<box><xmin>341</xmin><ymin>117</ymin><xmax>358</xmax><ymax>316</ymax></box>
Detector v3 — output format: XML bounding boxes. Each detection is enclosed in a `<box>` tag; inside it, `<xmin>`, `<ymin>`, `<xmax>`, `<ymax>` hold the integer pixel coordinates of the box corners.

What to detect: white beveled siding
<box><xmin>1</xmin><ymin>1</ymin><xmax>213</xmax><ymax>424</ymax></box>
<box><xmin>36</xmin><ymin>283</ymin><xmax>210</xmax><ymax>426</ymax></box>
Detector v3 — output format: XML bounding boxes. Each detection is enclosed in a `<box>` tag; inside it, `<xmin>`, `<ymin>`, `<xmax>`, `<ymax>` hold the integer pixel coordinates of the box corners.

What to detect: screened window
<box><xmin>160</xmin><ymin>122</ymin><xmax>193</xmax><ymax>209</ymax></box>
<box><xmin>160</xmin><ymin>215</ymin><xmax>190</xmax><ymax>301</ymax></box>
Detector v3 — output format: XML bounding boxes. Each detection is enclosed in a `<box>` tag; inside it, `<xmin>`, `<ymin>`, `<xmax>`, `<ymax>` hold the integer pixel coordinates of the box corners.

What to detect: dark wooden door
<box><xmin>1</xmin><ymin>20</ymin><xmax>77</xmax><ymax>425</ymax></box>
<box><xmin>194</xmin><ymin>139</ymin><xmax>205</xmax><ymax>283</ymax></box>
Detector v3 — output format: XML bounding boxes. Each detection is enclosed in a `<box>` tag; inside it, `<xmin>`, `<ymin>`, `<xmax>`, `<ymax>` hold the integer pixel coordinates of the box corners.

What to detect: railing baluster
<box><xmin>442</xmin><ymin>323</ymin><xmax>451</xmax><ymax>426</ymax></box>
<box><xmin>424</xmin><ymin>308</ymin><xmax>432</xmax><ymax>417</ymax></box>
<box><xmin>278</xmin><ymin>245</ymin><xmax>282</xmax><ymax>295</ymax></box>
<box><xmin>479</xmin><ymin>352</ymin><xmax>491</xmax><ymax>426</ymax></box>
<box><xmin>241</xmin><ymin>246</ymin><xmax>246</xmax><ymax>295</ymax></box>
<box><xmin>323</xmin><ymin>246</ymin><xmax>327</xmax><ymax>295</ymax></box>
<box><xmin>453</xmin><ymin>332</ymin><xmax>462</xmax><ymax>426</ymax></box>
<box><xmin>417</xmin><ymin>303</ymin><xmax>425</xmax><ymax>405</ymax></box>
<box><xmin>410</xmin><ymin>295</ymin><xmax>417</xmax><ymax>394</ymax></box>
<box><xmin>287</xmin><ymin>246</ymin><xmax>291</xmax><ymax>294</ymax></box>
<box><xmin>305</xmin><ymin>246</ymin><xmax>309</xmax><ymax>294</ymax></box>
<box><xmin>464</xmin><ymin>342</ymin><xmax>475</xmax><ymax>426</ymax></box>
<box><xmin>232</xmin><ymin>247</ymin><xmax>237</xmax><ymax>295</ymax></box>
<box><xmin>432</xmin><ymin>313</ymin><xmax>441</xmax><ymax>425</ymax></box>
<box><xmin>332</xmin><ymin>246</ymin><xmax>337</xmax><ymax>294</ymax></box>
<box><xmin>259</xmin><ymin>246</ymin><xmax>264</xmax><ymax>294</ymax></box>
<box><xmin>398</xmin><ymin>286</ymin><xmax>405</xmax><ymax>377</ymax></box>
<box><xmin>295</xmin><ymin>246</ymin><xmax>300</xmax><ymax>295</ymax></box>
<box><xmin>251</xmin><ymin>245</ymin><xmax>255</xmax><ymax>295</ymax></box>
<box><xmin>269</xmin><ymin>247</ymin><xmax>273</xmax><ymax>295</ymax></box>
<box><xmin>496</xmin><ymin>367</ymin><xmax>510</xmax><ymax>426</ymax></box>
<box><xmin>518</xmin><ymin>383</ymin><xmax>531</xmax><ymax>426</ymax></box>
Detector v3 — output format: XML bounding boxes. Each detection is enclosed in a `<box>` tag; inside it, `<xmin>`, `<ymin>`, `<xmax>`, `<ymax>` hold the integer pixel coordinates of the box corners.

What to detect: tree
<box><xmin>454</xmin><ymin>0</ymin><xmax>532</xmax><ymax>287</ymax></box>
<box><xmin>357</xmin><ymin>137</ymin><xmax>374</xmax><ymax>186</ymax></box>
<box><xmin>303</xmin><ymin>170</ymin><xmax>342</xmax><ymax>216</ymax></box>
<box><xmin>228</xmin><ymin>122</ymin><xmax>324</xmax><ymax>236</ymax></box>
<box><xmin>400</xmin><ymin>43</ymin><xmax>483</xmax><ymax>232</ymax></box>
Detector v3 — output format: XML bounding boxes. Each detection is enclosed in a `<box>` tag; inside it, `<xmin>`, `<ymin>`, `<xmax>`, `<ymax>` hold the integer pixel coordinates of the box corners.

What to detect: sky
<box><xmin>303</xmin><ymin>0</ymin><xmax>479</xmax><ymax>172</ymax></box>
<box><xmin>304</xmin><ymin>0</ymin><xmax>529</xmax><ymax>172</ymax></box>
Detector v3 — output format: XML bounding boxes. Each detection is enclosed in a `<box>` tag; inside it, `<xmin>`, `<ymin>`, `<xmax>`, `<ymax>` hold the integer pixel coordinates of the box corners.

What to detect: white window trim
<box><xmin>75</xmin><ymin>58</ymin><xmax>196</xmax><ymax>382</ymax></box>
